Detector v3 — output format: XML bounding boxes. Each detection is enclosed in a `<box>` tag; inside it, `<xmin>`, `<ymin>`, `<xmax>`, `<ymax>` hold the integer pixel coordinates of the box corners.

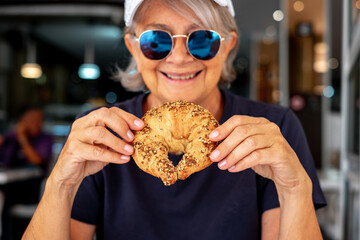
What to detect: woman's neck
<box><xmin>143</xmin><ymin>89</ymin><xmax>224</xmax><ymax>122</ymax></box>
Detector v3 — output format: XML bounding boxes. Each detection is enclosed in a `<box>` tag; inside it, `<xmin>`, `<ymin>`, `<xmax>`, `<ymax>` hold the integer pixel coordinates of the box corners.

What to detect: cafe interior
<box><xmin>0</xmin><ymin>0</ymin><xmax>359</xmax><ymax>239</ymax></box>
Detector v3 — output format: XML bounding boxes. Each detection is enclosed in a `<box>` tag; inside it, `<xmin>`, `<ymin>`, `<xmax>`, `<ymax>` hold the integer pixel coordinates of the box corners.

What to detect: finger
<box><xmin>225</xmin><ymin>148</ymin><xmax>270</xmax><ymax>173</ymax></box>
<box><xmin>108</xmin><ymin>107</ymin><xmax>145</xmax><ymax>142</ymax></box>
<box><xmin>109</xmin><ymin>107</ymin><xmax>144</xmax><ymax>130</ymax></box>
<box><xmin>209</xmin><ymin>123</ymin><xmax>269</xmax><ymax>162</ymax></box>
<box><xmin>73</xmin><ymin>142</ymin><xmax>131</xmax><ymax>164</ymax></box>
<box><xmin>78</xmin><ymin>126</ymin><xmax>134</xmax><ymax>155</ymax></box>
<box><xmin>107</xmin><ymin>107</ymin><xmax>144</xmax><ymax>142</ymax></box>
<box><xmin>216</xmin><ymin>134</ymin><xmax>271</xmax><ymax>170</ymax></box>
<box><xmin>209</xmin><ymin>115</ymin><xmax>269</xmax><ymax>142</ymax></box>
<box><xmin>74</xmin><ymin>107</ymin><xmax>144</xmax><ymax>142</ymax></box>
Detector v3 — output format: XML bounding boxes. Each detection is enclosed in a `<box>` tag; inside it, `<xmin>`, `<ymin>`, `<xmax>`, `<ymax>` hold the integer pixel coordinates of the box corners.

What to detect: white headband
<box><xmin>124</xmin><ymin>0</ymin><xmax>235</xmax><ymax>26</ymax></box>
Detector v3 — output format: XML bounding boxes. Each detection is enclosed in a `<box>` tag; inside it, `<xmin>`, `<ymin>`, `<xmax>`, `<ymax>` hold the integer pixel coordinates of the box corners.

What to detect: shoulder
<box><xmin>222</xmin><ymin>90</ymin><xmax>295</xmax><ymax>126</ymax></box>
<box><xmin>112</xmin><ymin>93</ymin><xmax>145</xmax><ymax>111</ymax></box>
<box><xmin>222</xmin><ymin>90</ymin><xmax>304</xmax><ymax>145</ymax></box>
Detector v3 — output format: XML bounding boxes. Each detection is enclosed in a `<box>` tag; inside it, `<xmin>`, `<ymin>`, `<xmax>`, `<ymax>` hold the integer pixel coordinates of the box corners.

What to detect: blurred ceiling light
<box><xmin>78</xmin><ymin>64</ymin><xmax>100</xmax><ymax>80</ymax></box>
<box><xmin>293</xmin><ymin>1</ymin><xmax>305</xmax><ymax>12</ymax></box>
<box><xmin>78</xmin><ymin>42</ymin><xmax>100</xmax><ymax>80</ymax></box>
<box><xmin>328</xmin><ymin>58</ymin><xmax>339</xmax><ymax>69</ymax></box>
<box><xmin>313</xmin><ymin>42</ymin><xmax>329</xmax><ymax>73</ymax></box>
<box><xmin>290</xmin><ymin>95</ymin><xmax>305</xmax><ymax>111</ymax></box>
<box><xmin>323</xmin><ymin>86</ymin><xmax>335</xmax><ymax>98</ymax></box>
<box><xmin>314</xmin><ymin>42</ymin><xmax>328</xmax><ymax>54</ymax></box>
<box><xmin>21</xmin><ymin>63</ymin><xmax>42</xmax><ymax>79</ymax></box>
<box><xmin>314</xmin><ymin>61</ymin><xmax>328</xmax><ymax>73</ymax></box>
<box><xmin>273</xmin><ymin>10</ymin><xmax>284</xmax><ymax>21</ymax></box>
<box><xmin>21</xmin><ymin>40</ymin><xmax>42</xmax><ymax>79</ymax></box>
<box><xmin>105</xmin><ymin>91</ymin><xmax>117</xmax><ymax>104</ymax></box>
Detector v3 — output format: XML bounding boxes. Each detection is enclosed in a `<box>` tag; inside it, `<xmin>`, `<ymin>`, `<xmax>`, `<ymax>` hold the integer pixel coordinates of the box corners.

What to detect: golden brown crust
<box><xmin>132</xmin><ymin>101</ymin><xmax>219</xmax><ymax>186</ymax></box>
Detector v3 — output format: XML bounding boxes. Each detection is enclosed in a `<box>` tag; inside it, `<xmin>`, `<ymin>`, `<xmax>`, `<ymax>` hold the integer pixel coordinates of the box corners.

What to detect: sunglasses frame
<box><xmin>134</xmin><ymin>29</ymin><xmax>225</xmax><ymax>61</ymax></box>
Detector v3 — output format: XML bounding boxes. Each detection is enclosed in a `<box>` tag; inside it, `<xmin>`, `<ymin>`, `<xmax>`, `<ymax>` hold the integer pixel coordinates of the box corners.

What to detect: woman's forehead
<box><xmin>140</xmin><ymin>23</ymin><xmax>202</xmax><ymax>32</ymax></box>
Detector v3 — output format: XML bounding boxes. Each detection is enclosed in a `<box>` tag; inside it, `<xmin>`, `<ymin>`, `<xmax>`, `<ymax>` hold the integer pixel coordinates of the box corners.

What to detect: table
<box><xmin>0</xmin><ymin>167</ymin><xmax>43</xmax><ymax>185</ymax></box>
<box><xmin>0</xmin><ymin>167</ymin><xmax>43</xmax><ymax>238</ymax></box>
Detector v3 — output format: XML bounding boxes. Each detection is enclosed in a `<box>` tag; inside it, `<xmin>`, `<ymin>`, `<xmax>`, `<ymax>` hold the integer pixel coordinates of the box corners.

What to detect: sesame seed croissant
<box><xmin>132</xmin><ymin>101</ymin><xmax>219</xmax><ymax>186</ymax></box>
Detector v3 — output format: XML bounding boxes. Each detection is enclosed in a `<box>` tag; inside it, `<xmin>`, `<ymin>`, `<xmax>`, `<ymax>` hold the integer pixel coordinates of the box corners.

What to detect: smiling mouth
<box><xmin>162</xmin><ymin>71</ymin><xmax>202</xmax><ymax>80</ymax></box>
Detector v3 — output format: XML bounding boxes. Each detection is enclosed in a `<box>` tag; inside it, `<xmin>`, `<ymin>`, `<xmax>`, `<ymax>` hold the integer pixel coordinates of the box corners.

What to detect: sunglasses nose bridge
<box><xmin>172</xmin><ymin>35</ymin><xmax>189</xmax><ymax>50</ymax></box>
<box><xmin>168</xmin><ymin>34</ymin><xmax>191</xmax><ymax>59</ymax></box>
<box><xmin>172</xmin><ymin>34</ymin><xmax>187</xmax><ymax>39</ymax></box>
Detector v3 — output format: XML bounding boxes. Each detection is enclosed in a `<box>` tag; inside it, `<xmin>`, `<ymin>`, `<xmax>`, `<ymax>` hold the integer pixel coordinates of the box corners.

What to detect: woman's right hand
<box><xmin>51</xmin><ymin>107</ymin><xmax>144</xmax><ymax>188</ymax></box>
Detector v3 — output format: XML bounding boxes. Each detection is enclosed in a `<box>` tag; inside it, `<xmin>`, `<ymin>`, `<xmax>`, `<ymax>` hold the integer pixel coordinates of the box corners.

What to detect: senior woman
<box><xmin>23</xmin><ymin>0</ymin><xmax>326</xmax><ymax>239</ymax></box>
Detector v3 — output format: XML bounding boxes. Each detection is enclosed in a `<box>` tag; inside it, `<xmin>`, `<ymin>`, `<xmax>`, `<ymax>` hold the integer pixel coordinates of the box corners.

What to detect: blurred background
<box><xmin>0</xmin><ymin>0</ymin><xmax>358</xmax><ymax>239</ymax></box>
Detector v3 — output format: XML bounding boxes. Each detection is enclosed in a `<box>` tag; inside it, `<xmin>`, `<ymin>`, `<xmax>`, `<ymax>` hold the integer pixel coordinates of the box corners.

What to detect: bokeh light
<box><xmin>273</xmin><ymin>10</ymin><xmax>284</xmax><ymax>22</ymax></box>
<box><xmin>294</xmin><ymin>1</ymin><xmax>305</xmax><ymax>12</ymax></box>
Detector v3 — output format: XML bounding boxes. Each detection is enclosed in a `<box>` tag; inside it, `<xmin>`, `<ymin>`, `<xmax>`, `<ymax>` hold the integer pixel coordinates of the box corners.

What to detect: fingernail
<box><xmin>127</xmin><ymin>130</ymin><xmax>134</xmax><ymax>140</ymax></box>
<box><xmin>121</xmin><ymin>155</ymin><xmax>130</xmax><ymax>161</ymax></box>
<box><xmin>210</xmin><ymin>150</ymin><xmax>220</xmax><ymax>160</ymax></box>
<box><xmin>218</xmin><ymin>160</ymin><xmax>227</xmax><ymax>168</ymax></box>
<box><xmin>209</xmin><ymin>130</ymin><xmax>219</xmax><ymax>139</ymax></box>
<box><xmin>228</xmin><ymin>165</ymin><xmax>236</xmax><ymax>171</ymax></box>
<box><xmin>124</xmin><ymin>144</ymin><xmax>133</xmax><ymax>154</ymax></box>
<box><xmin>134</xmin><ymin>119</ymin><xmax>144</xmax><ymax>127</ymax></box>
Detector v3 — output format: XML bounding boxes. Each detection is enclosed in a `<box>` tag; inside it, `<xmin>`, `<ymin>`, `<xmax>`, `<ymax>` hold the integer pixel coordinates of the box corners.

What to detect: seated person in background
<box><xmin>0</xmin><ymin>106</ymin><xmax>53</xmax><ymax>172</ymax></box>
<box><xmin>0</xmin><ymin>106</ymin><xmax>53</xmax><ymax>240</ymax></box>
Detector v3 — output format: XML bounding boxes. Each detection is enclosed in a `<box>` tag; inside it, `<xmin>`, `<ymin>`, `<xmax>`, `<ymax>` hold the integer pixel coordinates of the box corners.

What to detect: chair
<box><xmin>9</xmin><ymin>178</ymin><xmax>46</xmax><ymax>218</ymax></box>
<box><xmin>8</xmin><ymin>178</ymin><xmax>46</xmax><ymax>239</ymax></box>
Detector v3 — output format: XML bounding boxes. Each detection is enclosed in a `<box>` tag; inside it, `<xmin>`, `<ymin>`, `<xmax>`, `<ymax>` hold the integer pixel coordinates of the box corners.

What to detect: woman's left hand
<box><xmin>209</xmin><ymin>115</ymin><xmax>311</xmax><ymax>196</ymax></box>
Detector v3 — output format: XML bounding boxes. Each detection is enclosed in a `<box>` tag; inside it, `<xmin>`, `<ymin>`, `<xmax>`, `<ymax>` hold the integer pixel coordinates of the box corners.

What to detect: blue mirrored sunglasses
<box><xmin>135</xmin><ymin>30</ymin><xmax>224</xmax><ymax>61</ymax></box>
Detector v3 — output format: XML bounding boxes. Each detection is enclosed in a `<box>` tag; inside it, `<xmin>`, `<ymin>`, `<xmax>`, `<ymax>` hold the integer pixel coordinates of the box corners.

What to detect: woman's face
<box><xmin>125</xmin><ymin>1</ymin><xmax>236</xmax><ymax>108</ymax></box>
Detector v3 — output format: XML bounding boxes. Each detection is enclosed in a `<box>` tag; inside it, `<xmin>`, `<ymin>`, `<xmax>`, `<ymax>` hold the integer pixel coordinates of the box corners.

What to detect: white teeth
<box><xmin>166</xmin><ymin>73</ymin><xmax>196</xmax><ymax>80</ymax></box>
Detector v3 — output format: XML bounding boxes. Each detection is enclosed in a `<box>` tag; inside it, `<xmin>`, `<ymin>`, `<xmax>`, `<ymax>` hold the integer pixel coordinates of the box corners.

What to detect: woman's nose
<box><xmin>165</xmin><ymin>37</ymin><xmax>194</xmax><ymax>64</ymax></box>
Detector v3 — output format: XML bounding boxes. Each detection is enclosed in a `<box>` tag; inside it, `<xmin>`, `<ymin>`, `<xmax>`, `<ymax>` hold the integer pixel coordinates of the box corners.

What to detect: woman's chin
<box><xmin>163</xmin><ymin>94</ymin><xmax>198</xmax><ymax>103</ymax></box>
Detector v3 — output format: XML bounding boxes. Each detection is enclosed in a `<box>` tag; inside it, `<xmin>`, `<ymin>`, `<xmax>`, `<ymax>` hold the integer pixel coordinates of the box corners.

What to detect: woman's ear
<box><xmin>124</xmin><ymin>33</ymin><xmax>135</xmax><ymax>55</ymax></box>
<box><xmin>124</xmin><ymin>33</ymin><xmax>142</xmax><ymax>72</ymax></box>
<box><xmin>221</xmin><ymin>31</ymin><xmax>238</xmax><ymax>60</ymax></box>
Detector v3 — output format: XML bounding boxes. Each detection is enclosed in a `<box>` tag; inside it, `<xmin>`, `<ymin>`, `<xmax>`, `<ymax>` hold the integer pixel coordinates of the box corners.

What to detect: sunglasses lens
<box><xmin>139</xmin><ymin>31</ymin><xmax>172</xmax><ymax>60</ymax></box>
<box><xmin>188</xmin><ymin>30</ymin><xmax>221</xmax><ymax>60</ymax></box>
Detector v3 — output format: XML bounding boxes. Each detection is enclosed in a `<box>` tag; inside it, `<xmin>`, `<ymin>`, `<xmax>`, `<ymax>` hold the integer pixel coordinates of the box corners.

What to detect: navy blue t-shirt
<box><xmin>71</xmin><ymin>90</ymin><xmax>326</xmax><ymax>240</ymax></box>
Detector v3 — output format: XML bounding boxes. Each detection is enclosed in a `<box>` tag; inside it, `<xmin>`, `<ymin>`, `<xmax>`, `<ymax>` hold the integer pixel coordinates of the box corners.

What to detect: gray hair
<box><xmin>114</xmin><ymin>0</ymin><xmax>239</xmax><ymax>92</ymax></box>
